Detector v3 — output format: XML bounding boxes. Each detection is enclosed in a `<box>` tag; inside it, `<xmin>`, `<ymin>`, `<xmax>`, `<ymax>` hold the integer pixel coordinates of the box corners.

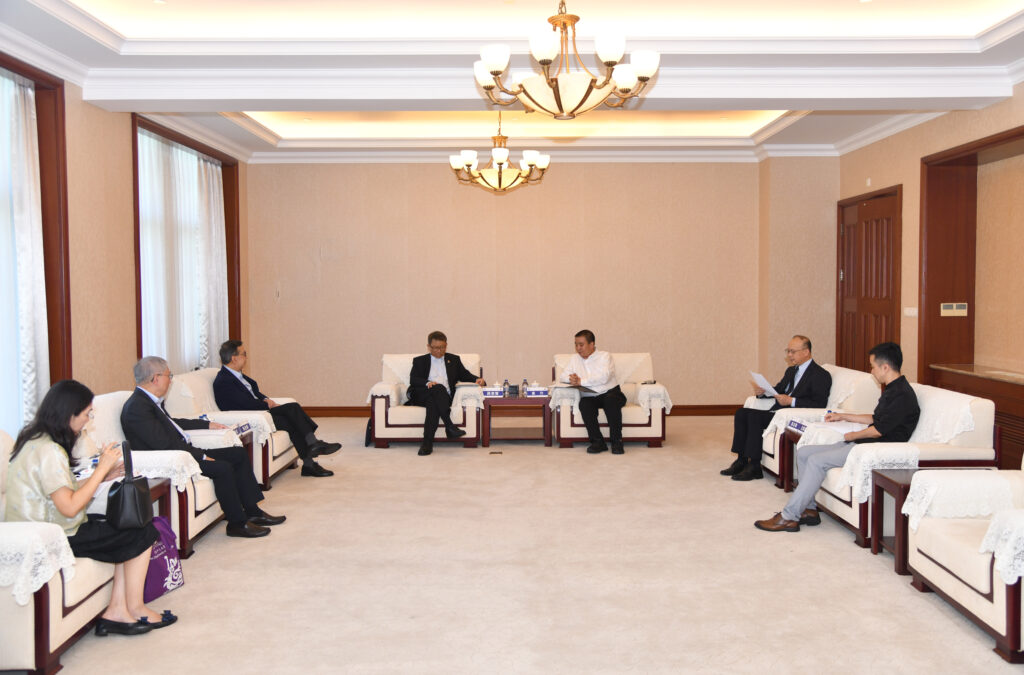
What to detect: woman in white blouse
<box><xmin>4</xmin><ymin>380</ymin><xmax>177</xmax><ymax>636</ymax></box>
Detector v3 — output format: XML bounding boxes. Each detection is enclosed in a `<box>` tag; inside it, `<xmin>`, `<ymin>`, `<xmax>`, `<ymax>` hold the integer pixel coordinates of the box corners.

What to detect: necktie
<box><xmin>160</xmin><ymin>401</ymin><xmax>191</xmax><ymax>443</ymax></box>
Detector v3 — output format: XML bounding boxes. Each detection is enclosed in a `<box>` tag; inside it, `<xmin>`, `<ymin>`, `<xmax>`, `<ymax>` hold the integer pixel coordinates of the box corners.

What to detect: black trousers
<box><xmin>578</xmin><ymin>386</ymin><xmax>627</xmax><ymax>445</ymax></box>
<box><xmin>195</xmin><ymin>445</ymin><xmax>265</xmax><ymax>525</ymax></box>
<box><xmin>407</xmin><ymin>385</ymin><xmax>456</xmax><ymax>445</ymax></box>
<box><xmin>730</xmin><ymin>407</ymin><xmax>777</xmax><ymax>463</ymax></box>
<box><xmin>269</xmin><ymin>402</ymin><xmax>318</xmax><ymax>461</ymax></box>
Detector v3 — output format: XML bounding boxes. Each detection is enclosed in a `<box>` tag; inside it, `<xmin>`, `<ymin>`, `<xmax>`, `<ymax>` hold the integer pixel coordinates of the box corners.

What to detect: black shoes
<box><xmin>720</xmin><ymin>457</ymin><xmax>746</xmax><ymax>476</ymax></box>
<box><xmin>611</xmin><ymin>442</ymin><xmax>624</xmax><ymax>455</ymax></box>
<box><xmin>138</xmin><ymin>610</ymin><xmax>178</xmax><ymax>630</ymax></box>
<box><xmin>732</xmin><ymin>463</ymin><xmax>764</xmax><ymax>481</ymax></box>
<box><xmin>445</xmin><ymin>426</ymin><xmax>467</xmax><ymax>439</ymax></box>
<box><xmin>799</xmin><ymin>509</ymin><xmax>822</xmax><ymax>526</ymax></box>
<box><xmin>95</xmin><ymin>618</ymin><xmax>153</xmax><ymax>636</ymax></box>
<box><xmin>227</xmin><ymin>522</ymin><xmax>271</xmax><ymax>538</ymax></box>
<box><xmin>248</xmin><ymin>510</ymin><xmax>286</xmax><ymax>526</ymax></box>
<box><xmin>586</xmin><ymin>443</ymin><xmax>608</xmax><ymax>454</ymax></box>
<box><xmin>310</xmin><ymin>440</ymin><xmax>342</xmax><ymax>457</ymax></box>
<box><xmin>301</xmin><ymin>462</ymin><xmax>334</xmax><ymax>477</ymax></box>
<box><xmin>418</xmin><ymin>444</ymin><xmax>433</xmax><ymax>456</ymax></box>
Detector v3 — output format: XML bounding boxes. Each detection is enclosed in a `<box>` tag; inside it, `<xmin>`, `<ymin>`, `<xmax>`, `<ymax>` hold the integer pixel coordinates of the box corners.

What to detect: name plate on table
<box><xmin>482</xmin><ymin>386</ymin><xmax>505</xmax><ymax>398</ymax></box>
<box><xmin>525</xmin><ymin>387</ymin><xmax>549</xmax><ymax>397</ymax></box>
<box><xmin>786</xmin><ymin>420</ymin><xmax>807</xmax><ymax>434</ymax></box>
<box><xmin>233</xmin><ymin>422</ymin><xmax>252</xmax><ymax>435</ymax></box>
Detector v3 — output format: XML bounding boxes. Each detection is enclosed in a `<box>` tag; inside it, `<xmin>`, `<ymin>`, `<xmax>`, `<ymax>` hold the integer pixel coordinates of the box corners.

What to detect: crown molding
<box><xmin>26</xmin><ymin>0</ymin><xmax>125</xmax><ymax>52</ymax></box>
<box><xmin>751</xmin><ymin>111</ymin><xmax>810</xmax><ymax>144</ymax></box>
<box><xmin>975</xmin><ymin>9</ymin><xmax>1024</xmax><ymax>50</ymax></box>
<box><xmin>1009</xmin><ymin>56</ymin><xmax>1024</xmax><ymax>85</ymax></box>
<box><xmin>246</xmin><ymin>148</ymin><xmax>763</xmax><ymax>165</ymax></box>
<box><xmin>834</xmin><ymin>112</ymin><xmax>946</xmax><ymax>155</ymax></box>
<box><xmin>220</xmin><ymin>112</ymin><xmax>281</xmax><ymax>146</ymax></box>
<box><xmin>755</xmin><ymin>144</ymin><xmax>839</xmax><ymax>160</ymax></box>
<box><xmin>0</xmin><ymin>22</ymin><xmax>88</xmax><ymax>85</ymax></box>
<box><xmin>139</xmin><ymin>113</ymin><xmax>253</xmax><ymax>161</ymax></box>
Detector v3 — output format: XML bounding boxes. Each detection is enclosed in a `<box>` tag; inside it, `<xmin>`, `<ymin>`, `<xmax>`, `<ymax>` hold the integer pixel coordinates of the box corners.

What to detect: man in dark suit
<box><xmin>408</xmin><ymin>330</ymin><xmax>485</xmax><ymax>456</ymax></box>
<box><xmin>213</xmin><ymin>340</ymin><xmax>339</xmax><ymax>478</ymax></box>
<box><xmin>121</xmin><ymin>356</ymin><xmax>285</xmax><ymax>538</ymax></box>
<box><xmin>721</xmin><ymin>335</ymin><xmax>831</xmax><ymax>481</ymax></box>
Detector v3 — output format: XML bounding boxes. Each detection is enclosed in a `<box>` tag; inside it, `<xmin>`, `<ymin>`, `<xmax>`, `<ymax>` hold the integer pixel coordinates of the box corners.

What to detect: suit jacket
<box><xmin>760</xmin><ymin>360</ymin><xmax>831</xmax><ymax>411</ymax></box>
<box><xmin>120</xmin><ymin>387</ymin><xmax>210</xmax><ymax>461</ymax></box>
<box><xmin>409</xmin><ymin>353</ymin><xmax>478</xmax><ymax>397</ymax></box>
<box><xmin>213</xmin><ymin>366</ymin><xmax>269</xmax><ymax>411</ymax></box>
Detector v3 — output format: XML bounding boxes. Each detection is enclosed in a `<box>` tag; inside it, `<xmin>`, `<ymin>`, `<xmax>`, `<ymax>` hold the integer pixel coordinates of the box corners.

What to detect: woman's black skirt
<box><xmin>66</xmin><ymin>514</ymin><xmax>159</xmax><ymax>563</ymax></box>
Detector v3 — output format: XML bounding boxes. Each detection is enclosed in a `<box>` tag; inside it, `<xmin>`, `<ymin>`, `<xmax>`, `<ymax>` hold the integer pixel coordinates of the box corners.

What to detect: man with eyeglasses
<box><xmin>721</xmin><ymin>335</ymin><xmax>831</xmax><ymax>482</ymax></box>
<box><xmin>212</xmin><ymin>340</ymin><xmax>339</xmax><ymax>478</ymax></box>
<box><xmin>121</xmin><ymin>356</ymin><xmax>285</xmax><ymax>539</ymax></box>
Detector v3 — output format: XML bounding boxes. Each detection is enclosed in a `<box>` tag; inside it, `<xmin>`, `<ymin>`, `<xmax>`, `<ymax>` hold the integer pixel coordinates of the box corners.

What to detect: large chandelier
<box><xmin>448</xmin><ymin>112</ymin><xmax>550</xmax><ymax>194</ymax></box>
<box><xmin>474</xmin><ymin>1</ymin><xmax>659</xmax><ymax>120</ymax></box>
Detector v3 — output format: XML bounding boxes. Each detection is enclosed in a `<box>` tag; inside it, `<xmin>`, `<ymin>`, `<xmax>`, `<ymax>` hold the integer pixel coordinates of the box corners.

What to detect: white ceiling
<box><xmin>2</xmin><ymin>0</ymin><xmax>1024</xmax><ymax>162</ymax></box>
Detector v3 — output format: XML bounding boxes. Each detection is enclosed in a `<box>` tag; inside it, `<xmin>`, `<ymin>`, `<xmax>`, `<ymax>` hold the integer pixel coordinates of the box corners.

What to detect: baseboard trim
<box><xmin>668</xmin><ymin>405</ymin><xmax>740</xmax><ymax>416</ymax></box>
<box><xmin>307</xmin><ymin>404</ymin><xmax>740</xmax><ymax>418</ymax></box>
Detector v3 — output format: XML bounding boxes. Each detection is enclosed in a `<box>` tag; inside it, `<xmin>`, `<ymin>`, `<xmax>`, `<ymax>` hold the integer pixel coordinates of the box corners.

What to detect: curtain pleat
<box><xmin>0</xmin><ymin>67</ymin><xmax>50</xmax><ymax>436</ymax></box>
<box><xmin>137</xmin><ymin>128</ymin><xmax>228</xmax><ymax>374</ymax></box>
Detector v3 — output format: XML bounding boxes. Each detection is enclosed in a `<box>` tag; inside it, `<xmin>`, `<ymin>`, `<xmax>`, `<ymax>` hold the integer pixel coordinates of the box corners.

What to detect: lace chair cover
<box><xmin>908</xmin><ymin>383</ymin><xmax>976</xmax><ymax>444</ymax></box>
<box><xmin>837</xmin><ymin>443</ymin><xmax>920</xmax><ymax>503</ymax></box>
<box><xmin>0</xmin><ymin>522</ymin><xmax>76</xmax><ymax>606</ymax></box>
<box><xmin>981</xmin><ymin>509</ymin><xmax>1024</xmax><ymax>585</ymax></box>
<box><xmin>636</xmin><ymin>384</ymin><xmax>673</xmax><ymax>413</ymax></box>
<box><xmin>902</xmin><ymin>470</ymin><xmax>1012</xmax><ymax>532</ymax></box>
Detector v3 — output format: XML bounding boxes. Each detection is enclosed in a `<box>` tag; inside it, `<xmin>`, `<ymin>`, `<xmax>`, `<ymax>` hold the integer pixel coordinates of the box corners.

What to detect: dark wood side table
<box><xmin>481</xmin><ymin>396</ymin><xmax>552</xmax><ymax>447</ymax></box>
<box><xmin>779</xmin><ymin>428</ymin><xmax>801</xmax><ymax>492</ymax></box>
<box><xmin>870</xmin><ymin>468</ymin><xmax>920</xmax><ymax>575</ymax></box>
<box><xmin>148</xmin><ymin>477</ymin><xmax>172</xmax><ymax>518</ymax></box>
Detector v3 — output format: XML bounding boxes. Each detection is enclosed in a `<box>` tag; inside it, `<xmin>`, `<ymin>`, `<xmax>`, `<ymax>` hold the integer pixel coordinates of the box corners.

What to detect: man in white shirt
<box><xmin>559</xmin><ymin>330</ymin><xmax>627</xmax><ymax>454</ymax></box>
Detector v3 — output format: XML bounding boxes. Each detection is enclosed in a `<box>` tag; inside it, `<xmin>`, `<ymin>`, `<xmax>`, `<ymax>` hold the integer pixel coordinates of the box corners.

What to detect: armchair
<box><xmin>164</xmin><ymin>367</ymin><xmax>299</xmax><ymax>489</ymax></box>
<box><xmin>368</xmin><ymin>354</ymin><xmax>483</xmax><ymax>448</ymax></box>
<box><xmin>551</xmin><ymin>353</ymin><xmax>672</xmax><ymax>448</ymax></box>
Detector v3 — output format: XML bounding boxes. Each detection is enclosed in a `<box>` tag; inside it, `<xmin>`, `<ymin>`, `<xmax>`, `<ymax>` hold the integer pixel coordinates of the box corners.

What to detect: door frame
<box><xmin>835</xmin><ymin>185</ymin><xmax>903</xmax><ymax>368</ymax></box>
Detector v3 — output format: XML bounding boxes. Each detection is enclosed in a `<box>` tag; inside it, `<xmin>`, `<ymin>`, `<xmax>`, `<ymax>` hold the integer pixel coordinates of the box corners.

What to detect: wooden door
<box><xmin>836</xmin><ymin>188</ymin><xmax>902</xmax><ymax>370</ymax></box>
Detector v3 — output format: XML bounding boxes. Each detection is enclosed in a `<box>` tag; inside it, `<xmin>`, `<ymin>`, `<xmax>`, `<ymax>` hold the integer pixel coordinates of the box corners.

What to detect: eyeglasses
<box><xmin>155</xmin><ymin>371</ymin><xmax>174</xmax><ymax>380</ymax></box>
<box><xmin>237</xmin><ymin>352</ymin><xmax>247</xmax><ymax>357</ymax></box>
<box><xmin>784</xmin><ymin>347</ymin><xmax>808</xmax><ymax>355</ymax></box>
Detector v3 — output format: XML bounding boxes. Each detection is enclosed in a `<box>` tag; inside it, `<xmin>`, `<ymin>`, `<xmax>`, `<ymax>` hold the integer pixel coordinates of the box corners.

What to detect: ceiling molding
<box><xmin>26</xmin><ymin>0</ymin><xmax>125</xmax><ymax>52</ymax></box>
<box><xmin>833</xmin><ymin>112</ymin><xmax>946</xmax><ymax>155</ymax></box>
<box><xmin>975</xmin><ymin>8</ymin><xmax>1024</xmax><ymax>50</ymax></box>
<box><xmin>220</xmin><ymin>112</ymin><xmax>281</xmax><ymax>146</ymax></box>
<box><xmin>755</xmin><ymin>144</ymin><xmax>839</xmax><ymax>160</ymax></box>
<box><xmin>751</xmin><ymin>111</ymin><xmax>810</xmax><ymax>144</ymax></box>
<box><xmin>1009</xmin><ymin>56</ymin><xmax>1024</xmax><ymax>84</ymax></box>
<box><xmin>0</xmin><ymin>22</ymin><xmax>88</xmax><ymax>85</ymax></box>
<box><xmin>139</xmin><ymin>113</ymin><xmax>253</xmax><ymax>161</ymax></box>
<box><xmin>246</xmin><ymin>148</ymin><xmax>763</xmax><ymax>165</ymax></box>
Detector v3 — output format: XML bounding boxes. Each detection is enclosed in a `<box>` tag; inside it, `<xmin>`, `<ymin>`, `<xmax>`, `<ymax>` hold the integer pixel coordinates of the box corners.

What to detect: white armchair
<box><xmin>752</xmin><ymin>363</ymin><xmax>881</xmax><ymax>489</ymax></box>
<box><xmin>904</xmin><ymin>468</ymin><xmax>1024</xmax><ymax>662</ymax></box>
<box><xmin>164</xmin><ymin>367</ymin><xmax>299</xmax><ymax>489</ymax></box>
<box><xmin>808</xmin><ymin>384</ymin><xmax>999</xmax><ymax>548</ymax></box>
<box><xmin>368</xmin><ymin>354</ymin><xmax>483</xmax><ymax>448</ymax></box>
<box><xmin>551</xmin><ymin>353</ymin><xmax>672</xmax><ymax>448</ymax></box>
<box><xmin>90</xmin><ymin>390</ymin><xmax>222</xmax><ymax>558</ymax></box>
<box><xmin>1</xmin><ymin>429</ymin><xmax>116</xmax><ymax>675</ymax></box>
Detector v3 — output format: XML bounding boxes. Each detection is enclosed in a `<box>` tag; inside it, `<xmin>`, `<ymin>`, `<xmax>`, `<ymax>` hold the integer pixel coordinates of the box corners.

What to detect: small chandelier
<box><xmin>448</xmin><ymin>112</ymin><xmax>550</xmax><ymax>194</ymax></box>
<box><xmin>473</xmin><ymin>1</ymin><xmax>659</xmax><ymax>120</ymax></box>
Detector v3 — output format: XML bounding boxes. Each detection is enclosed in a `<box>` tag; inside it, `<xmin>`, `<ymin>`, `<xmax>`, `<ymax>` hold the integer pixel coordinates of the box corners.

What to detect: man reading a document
<box><xmin>721</xmin><ymin>335</ymin><xmax>831</xmax><ymax>481</ymax></box>
<box><xmin>559</xmin><ymin>330</ymin><xmax>627</xmax><ymax>455</ymax></box>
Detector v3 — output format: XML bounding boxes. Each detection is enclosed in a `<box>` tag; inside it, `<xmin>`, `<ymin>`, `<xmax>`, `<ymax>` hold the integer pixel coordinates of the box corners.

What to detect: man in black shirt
<box><xmin>755</xmin><ymin>342</ymin><xmax>920</xmax><ymax>532</ymax></box>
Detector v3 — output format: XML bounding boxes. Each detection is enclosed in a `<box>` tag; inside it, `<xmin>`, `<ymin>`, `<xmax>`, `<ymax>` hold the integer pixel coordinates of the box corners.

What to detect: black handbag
<box><xmin>105</xmin><ymin>441</ymin><xmax>153</xmax><ymax>530</ymax></box>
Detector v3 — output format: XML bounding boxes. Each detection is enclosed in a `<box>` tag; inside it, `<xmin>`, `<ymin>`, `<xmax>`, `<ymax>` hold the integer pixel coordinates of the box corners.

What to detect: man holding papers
<box><xmin>558</xmin><ymin>330</ymin><xmax>627</xmax><ymax>454</ymax></box>
<box><xmin>721</xmin><ymin>335</ymin><xmax>831</xmax><ymax>481</ymax></box>
<box><xmin>754</xmin><ymin>342</ymin><xmax>920</xmax><ymax>533</ymax></box>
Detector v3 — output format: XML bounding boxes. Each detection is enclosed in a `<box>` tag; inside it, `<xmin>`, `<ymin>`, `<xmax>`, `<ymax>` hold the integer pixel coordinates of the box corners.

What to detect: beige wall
<box><xmin>64</xmin><ymin>84</ymin><xmax>138</xmax><ymax>394</ymax></box>
<box><xmin>757</xmin><ymin>157</ymin><xmax>839</xmax><ymax>372</ymax></box>
<box><xmin>840</xmin><ymin>81</ymin><xmax>1024</xmax><ymax>380</ymax></box>
<box><xmin>245</xmin><ymin>162</ymin><xmax>767</xmax><ymax>406</ymax></box>
<box><xmin>976</xmin><ymin>154</ymin><xmax>1024</xmax><ymax>371</ymax></box>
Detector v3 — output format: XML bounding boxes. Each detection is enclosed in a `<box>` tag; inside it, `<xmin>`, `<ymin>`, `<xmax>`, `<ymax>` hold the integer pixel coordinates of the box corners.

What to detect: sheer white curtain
<box><xmin>0</xmin><ymin>68</ymin><xmax>50</xmax><ymax>437</ymax></box>
<box><xmin>137</xmin><ymin>128</ymin><xmax>228</xmax><ymax>374</ymax></box>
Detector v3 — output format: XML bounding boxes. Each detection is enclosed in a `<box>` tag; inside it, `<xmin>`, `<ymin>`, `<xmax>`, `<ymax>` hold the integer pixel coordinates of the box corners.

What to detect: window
<box><xmin>135</xmin><ymin>126</ymin><xmax>230</xmax><ymax>373</ymax></box>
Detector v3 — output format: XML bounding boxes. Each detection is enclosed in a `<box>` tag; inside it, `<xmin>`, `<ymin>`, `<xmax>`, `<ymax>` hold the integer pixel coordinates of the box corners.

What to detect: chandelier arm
<box><xmin>492</xmin><ymin>78</ymin><xmax>523</xmax><ymax>98</ymax></box>
<box><xmin>569</xmin><ymin>26</ymin><xmax>598</xmax><ymax>79</ymax></box>
<box><xmin>484</xmin><ymin>87</ymin><xmax>519</xmax><ymax>106</ymax></box>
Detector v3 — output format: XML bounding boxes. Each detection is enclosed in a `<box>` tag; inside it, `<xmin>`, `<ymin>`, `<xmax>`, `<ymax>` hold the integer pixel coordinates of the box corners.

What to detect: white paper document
<box><xmin>749</xmin><ymin>371</ymin><xmax>778</xmax><ymax>397</ymax></box>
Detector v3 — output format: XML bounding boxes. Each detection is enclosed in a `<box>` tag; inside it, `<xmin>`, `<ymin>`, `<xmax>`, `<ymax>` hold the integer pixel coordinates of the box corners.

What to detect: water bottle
<box><xmin>521</xmin><ymin>378</ymin><xmax>529</xmax><ymax>398</ymax></box>
<box><xmin>502</xmin><ymin>378</ymin><xmax>510</xmax><ymax>398</ymax></box>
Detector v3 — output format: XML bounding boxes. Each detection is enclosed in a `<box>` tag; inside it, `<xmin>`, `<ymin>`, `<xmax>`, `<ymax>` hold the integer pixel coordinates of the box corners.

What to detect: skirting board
<box><xmin>305</xmin><ymin>405</ymin><xmax>741</xmax><ymax>417</ymax></box>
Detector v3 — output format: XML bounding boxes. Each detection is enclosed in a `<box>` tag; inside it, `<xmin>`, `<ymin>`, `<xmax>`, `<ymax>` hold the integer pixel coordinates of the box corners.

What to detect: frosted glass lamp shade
<box><xmin>491</xmin><ymin>147</ymin><xmax>510</xmax><ymax>165</ymax></box>
<box><xmin>612</xmin><ymin>64</ymin><xmax>637</xmax><ymax>92</ymax></box>
<box><xmin>631</xmin><ymin>50</ymin><xmax>660</xmax><ymax>79</ymax></box>
<box><xmin>480</xmin><ymin>44</ymin><xmax>511</xmax><ymax>75</ymax></box>
<box><xmin>522</xmin><ymin>150</ymin><xmax>540</xmax><ymax>165</ymax></box>
<box><xmin>460</xmin><ymin>150</ymin><xmax>478</xmax><ymax>165</ymax></box>
<box><xmin>529</xmin><ymin>31</ymin><xmax>560</xmax><ymax>64</ymax></box>
<box><xmin>595</xmin><ymin>34</ymin><xmax>625</xmax><ymax>65</ymax></box>
<box><xmin>449</xmin><ymin>155</ymin><xmax>464</xmax><ymax>169</ymax></box>
<box><xmin>474</xmin><ymin>61</ymin><xmax>495</xmax><ymax>88</ymax></box>
<box><xmin>536</xmin><ymin>154</ymin><xmax>551</xmax><ymax>169</ymax></box>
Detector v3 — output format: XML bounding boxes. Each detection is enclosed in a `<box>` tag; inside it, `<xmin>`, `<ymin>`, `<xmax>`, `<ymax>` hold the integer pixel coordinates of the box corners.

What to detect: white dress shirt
<box><xmin>790</xmin><ymin>359</ymin><xmax>813</xmax><ymax>407</ymax></box>
<box><xmin>428</xmin><ymin>355</ymin><xmax>449</xmax><ymax>390</ymax></box>
<box><xmin>560</xmin><ymin>350</ymin><xmax>617</xmax><ymax>397</ymax></box>
<box><xmin>225</xmin><ymin>365</ymin><xmax>259</xmax><ymax>399</ymax></box>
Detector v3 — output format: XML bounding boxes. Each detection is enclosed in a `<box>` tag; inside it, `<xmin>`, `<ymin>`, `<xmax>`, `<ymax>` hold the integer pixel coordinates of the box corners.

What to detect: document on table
<box><xmin>550</xmin><ymin>382</ymin><xmax>597</xmax><ymax>394</ymax></box>
<box><xmin>749</xmin><ymin>371</ymin><xmax>778</xmax><ymax>396</ymax></box>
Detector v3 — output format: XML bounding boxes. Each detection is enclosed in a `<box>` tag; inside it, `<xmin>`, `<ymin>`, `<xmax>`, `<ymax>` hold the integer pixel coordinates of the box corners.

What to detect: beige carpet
<box><xmin>58</xmin><ymin>417</ymin><xmax>1011</xmax><ymax>674</ymax></box>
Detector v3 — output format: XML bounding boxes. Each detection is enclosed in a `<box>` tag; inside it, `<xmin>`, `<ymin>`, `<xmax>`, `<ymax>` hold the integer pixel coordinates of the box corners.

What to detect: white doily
<box><xmin>204</xmin><ymin>410</ymin><xmax>275</xmax><ymax>451</ymax></box>
<box><xmin>796</xmin><ymin>421</ymin><xmax>868</xmax><ymax>448</ymax></box>
<box><xmin>909</xmin><ymin>384</ymin><xmax>976</xmax><ymax>444</ymax></box>
<box><xmin>131</xmin><ymin>451</ymin><xmax>203</xmax><ymax>492</ymax></box>
<box><xmin>452</xmin><ymin>386</ymin><xmax>484</xmax><ymax>411</ymax></box>
<box><xmin>549</xmin><ymin>386</ymin><xmax>580</xmax><ymax>411</ymax></box>
<box><xmin>763</xmin><ymin>409</ymin><xmax>829</xmax><ymax>437</ymax></box>
<box><xmin>367</xmin><ymin>382</ymin><xmax>404</xmax><ymax>406</ymax></box>
<box><xmin>981</xmin><ymin>509</ymin><xmax>1024</xmax><ymax>585</ymax></box>
<box><xmin>187</xmin><ymin>428</ymin><xmax>242</xmax><ymax>450</ymax></box>
<box><xmin>0</xmin><ymin>522</ymin><xmax>76</xmax><ymax>606</ymax></box>
<box><xmin>636</xmin><ymin>384</ymin><xmax>673</xmax><ymax>413</ymax></box>
<box><xmin>838</xmin><ymin>443</ymin><xmax>921</xmax><ymax>504</ymax></box>
<box><xmin>902</xmin><ymin>469</ymin><xmax>1011</xmax><ymax>532</ymax></box>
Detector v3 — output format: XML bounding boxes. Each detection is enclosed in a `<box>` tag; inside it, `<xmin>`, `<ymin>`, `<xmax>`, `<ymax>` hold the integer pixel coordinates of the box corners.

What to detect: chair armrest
<box><xmin>130</xmin><ymin>450</ymin><xmax>202</xmax><ymax>492</ymax></box>
<box><xmin>549</xmin><ymin>386</ymin><xmax>580</xmax><ymax>411</ymax></box>
<box><xmin>637</xmin><ymin>384</ymin><xmax>672</xmax><ymax>413</ymax></box>
<box><xmin>367</xmin><ymin>383</ymin><xmax>403</xmax><ymax>406</ymax></box>
<box><xmin>0</xmin><ymin>521</ymin><xmax>77</xmax><ymax>606</ymax></box>
<box><xmin>452</xmin><ymin>385</ymin><xmax>484</xmax><ymax>411</ymax></box>
<box><xmin>268</xmin><ymin>397</ymin><xmax>296</xmax><ymax>405</ymax></box>
<box><xmin>205</xmin><ymin>410</ymin><xmax>276</xmax><ymax>448</ymax></box>
<box><xmin>743</xmin><ymin>395</ymin><xmax>774</xmax><ymax>411</ymax></box>
<box><xmin>903</xmin><ymin>469</ymin><xmax>1024</xmax><ymax>531</ymax></box>
<box><xmin>187</xmin><ymin>428</ymin><xmax>242</xmax><ymax>450</ymax></box>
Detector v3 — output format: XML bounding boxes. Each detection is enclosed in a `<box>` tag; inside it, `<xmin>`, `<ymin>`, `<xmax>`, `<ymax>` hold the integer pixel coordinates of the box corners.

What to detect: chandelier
<box><xmin>473</xmin><ymin>1</ymin><xmax>659</xmax><ymax>120</ymax></box>
<box><xmin>448</xmin><ymin>112</ymin><xmax>550</xmax><ymax>194</ymax></box>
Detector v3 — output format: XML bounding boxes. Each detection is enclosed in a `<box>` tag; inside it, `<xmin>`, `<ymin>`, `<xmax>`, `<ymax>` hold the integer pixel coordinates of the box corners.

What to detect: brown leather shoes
<box><xmin>799</xmin><ymin>509</ymin><xmax>821</xmax><ymax>526</ymax></box>
<box><xmin>754</xmin><ymin>513</ymin><xmax>800</xmax><ymax>532</ymax></box>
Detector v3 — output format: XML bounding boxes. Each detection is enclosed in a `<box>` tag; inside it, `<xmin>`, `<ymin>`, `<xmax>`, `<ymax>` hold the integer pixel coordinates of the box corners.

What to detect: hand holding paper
<box><xmin>749</xmin><ymin>371</ymin><xmax>778</xmax><ymax>397</ymax></box>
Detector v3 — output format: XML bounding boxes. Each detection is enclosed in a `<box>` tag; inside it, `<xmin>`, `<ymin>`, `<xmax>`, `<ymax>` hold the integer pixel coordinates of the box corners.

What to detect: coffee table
<box><xmin>870</xmin><ymin>468</ymin><xmax>920</xmax><ymax>575</ymax></box>
<box><xmin>481</xmin><ymin>396</ymin><xmax>552</xmax><ymax>447</ymax></box>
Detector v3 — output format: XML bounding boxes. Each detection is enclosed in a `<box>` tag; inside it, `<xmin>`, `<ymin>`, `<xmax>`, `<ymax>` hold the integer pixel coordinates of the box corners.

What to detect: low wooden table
<box><xmin>779</xmin><ymin>428</ymin><xmax>801</xmax><ymax>492</ymax></box>
<box><xmin>148</xmin><ymin>477</ymin><xmax>172</xmax><ymax>518</ymax></box>
<box><xmin>870</xmin><ymin>468</ymin><xmax>919</xmax><ymax>575</ymax></box>
<box><xmin>481</xmin><ymin>396</ymin><xmax>552</xmax><ymax>447</ymax></box>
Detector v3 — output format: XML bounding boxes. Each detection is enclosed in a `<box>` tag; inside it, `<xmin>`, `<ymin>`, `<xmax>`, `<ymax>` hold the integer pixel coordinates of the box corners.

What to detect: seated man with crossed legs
<box><xmin>559</xmin><ymin>329</ymin><xmax>628</xmax><ymax>455</ymax></box>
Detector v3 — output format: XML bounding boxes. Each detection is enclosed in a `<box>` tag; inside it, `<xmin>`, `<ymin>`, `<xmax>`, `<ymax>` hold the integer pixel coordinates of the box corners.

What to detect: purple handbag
<box><xmin>143</xmin><ymin>516</ymin><xmax>184</xmax><ymax>603</ymax></box>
